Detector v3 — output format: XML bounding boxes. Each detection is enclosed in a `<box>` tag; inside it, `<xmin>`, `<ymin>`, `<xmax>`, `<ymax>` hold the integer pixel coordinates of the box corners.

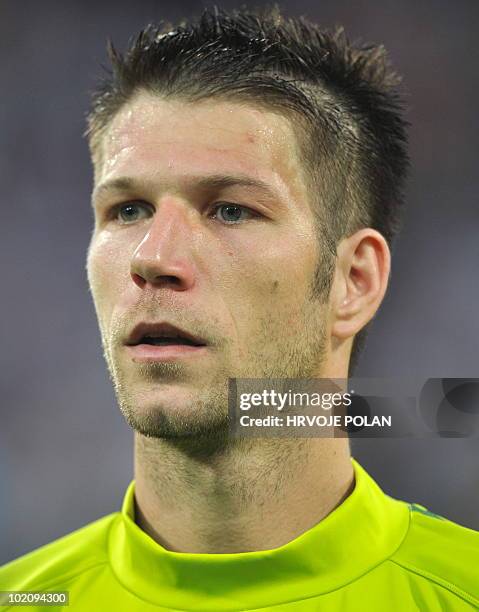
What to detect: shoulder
<box><xmin>390</xmin><ymin>500</ymin><xmax>479</xmax><ymax>607</ymax></box>
<box><xmin>0</xmin><ymin>512</ymin><xmax>118</xmax><ymax>592</ymax></box>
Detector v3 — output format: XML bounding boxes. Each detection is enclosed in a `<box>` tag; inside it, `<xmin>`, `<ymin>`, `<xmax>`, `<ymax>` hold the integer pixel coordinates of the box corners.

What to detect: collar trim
<box><xmin>108</xmin><ymin>458</ymin><xmax>409</xmax><ymax>610</ymax></box>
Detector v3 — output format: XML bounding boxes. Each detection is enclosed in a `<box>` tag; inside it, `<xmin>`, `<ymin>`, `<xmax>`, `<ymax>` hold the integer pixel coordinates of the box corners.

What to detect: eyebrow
<box><xmin>92</xmin><ymin>173</ymin><xmax>281</xmax><ymax>205</ymax></box>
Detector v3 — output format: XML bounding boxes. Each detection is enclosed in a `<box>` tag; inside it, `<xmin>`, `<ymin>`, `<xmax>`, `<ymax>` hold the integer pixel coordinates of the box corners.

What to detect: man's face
<box><xmin>87</xmin><ymin>92</ymin><xmax>330</xmax><ymax>440</ymax></box>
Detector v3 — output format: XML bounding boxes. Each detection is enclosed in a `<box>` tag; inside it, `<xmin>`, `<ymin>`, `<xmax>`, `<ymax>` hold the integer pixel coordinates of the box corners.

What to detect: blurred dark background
<box><xmin>1</xmin><ymin>0</ymin><xmax>478</xmax><ymax>564</ymax></box>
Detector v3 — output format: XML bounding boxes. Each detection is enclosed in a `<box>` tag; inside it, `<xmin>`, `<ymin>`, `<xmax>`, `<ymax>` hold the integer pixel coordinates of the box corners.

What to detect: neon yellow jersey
<box><xmin>1</xmin><ymin>458</ymin><xmax>478</xmax><ymax>611</ymax></box>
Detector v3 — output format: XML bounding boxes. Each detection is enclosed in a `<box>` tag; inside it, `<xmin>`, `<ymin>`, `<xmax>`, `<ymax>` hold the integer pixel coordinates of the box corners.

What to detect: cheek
<box><xmin>86</xmin><ymin>234</ymin><xmax>127</xmax><ymax>320</ymax></box>
<box><xmin>252</xmin><ymin>240</ymin><xmax>315</xmax><ymax>299</ymax></box>
<box><xmin>225</xmin><ymin>239</ymin><xmax>316</xmax><ymax>332</ymax></box>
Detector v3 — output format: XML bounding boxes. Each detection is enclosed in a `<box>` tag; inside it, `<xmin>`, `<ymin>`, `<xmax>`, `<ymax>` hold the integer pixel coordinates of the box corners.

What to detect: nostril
<box><xmin>131</xmin><ymin>272</ymin><xmax>145</xmax><ymax>288</ymax></box>
<box><xmin>131</xmin><ymin>273</ymin><xmax>145</xmax><ymax>287</ymax></box>
<box><xmin>160</xmin><ymin>275</ymin><xmax>181</xmax><ymax>285</ymax></box>
<box><xmin>131</xmin><ymin>272</ymin><xmax>182</xmax><ymax>287</ymax></box>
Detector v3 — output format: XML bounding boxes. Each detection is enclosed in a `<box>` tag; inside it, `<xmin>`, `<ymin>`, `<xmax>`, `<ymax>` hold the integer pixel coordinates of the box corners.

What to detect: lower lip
<box><xmin>125</xmin><ymin>343</ymin><xmax>207</xmax><ymax>362</ymax></box>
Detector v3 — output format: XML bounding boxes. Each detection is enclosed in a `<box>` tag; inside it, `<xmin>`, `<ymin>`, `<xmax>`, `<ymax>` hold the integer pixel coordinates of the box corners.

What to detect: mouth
<box><xmin>125</xmin><ymin>322</ymin><xmax>207</xmax><ymax>362</ymax></box>
<box><xmin>136</xmin><ymin>336</ymin><xmax>202</xmax><ymax>347</ymax></box>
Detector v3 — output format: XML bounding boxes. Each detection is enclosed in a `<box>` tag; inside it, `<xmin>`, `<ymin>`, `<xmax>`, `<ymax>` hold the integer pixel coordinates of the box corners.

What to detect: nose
<box><xmin>130</xmin><ymin>198</ymin><xmax>197</xmax><ymax>291</ymax></box>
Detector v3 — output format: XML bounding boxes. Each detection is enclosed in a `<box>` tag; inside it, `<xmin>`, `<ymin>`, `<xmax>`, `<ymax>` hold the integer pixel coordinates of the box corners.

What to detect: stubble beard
<box><xmin>101</xmin><ymin>264</ymin><xmax>330</xmax><ymax>452</ymax></box>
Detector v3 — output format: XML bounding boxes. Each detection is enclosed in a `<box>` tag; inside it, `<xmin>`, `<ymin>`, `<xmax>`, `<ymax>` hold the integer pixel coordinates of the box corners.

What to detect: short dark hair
<box><xmin>86</xmin><ymin>4</ymin><xmax>409</xmax><ymax>375</ymax></box>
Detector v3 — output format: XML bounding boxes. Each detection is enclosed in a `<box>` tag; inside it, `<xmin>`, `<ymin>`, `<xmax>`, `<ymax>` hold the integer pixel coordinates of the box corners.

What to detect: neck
<box><xmin>133</xmin><ymin>433</ymin><xmax>354</xmax><ymax>554</ymax></box>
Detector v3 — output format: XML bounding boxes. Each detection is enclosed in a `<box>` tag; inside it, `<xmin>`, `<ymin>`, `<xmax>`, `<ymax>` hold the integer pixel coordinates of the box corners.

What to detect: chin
<box><xmin>119</xmin><ymin>387</ymin><xmax>230</xmax><ymax>441</ymax></box>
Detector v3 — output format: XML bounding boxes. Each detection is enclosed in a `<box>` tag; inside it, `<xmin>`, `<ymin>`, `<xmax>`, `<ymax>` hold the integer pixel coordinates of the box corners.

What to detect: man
<box><xmin>1</xmin><ymin>5</ymin><xmax>478</xmax><ymax>611</ymax></box>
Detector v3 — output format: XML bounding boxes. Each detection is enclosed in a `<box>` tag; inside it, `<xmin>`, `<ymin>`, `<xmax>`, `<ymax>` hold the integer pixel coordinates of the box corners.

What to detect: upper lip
<box><xmin>125</xmin><ymin>322</ymin><xmax>207</xmax><ymax>347</ymax></box>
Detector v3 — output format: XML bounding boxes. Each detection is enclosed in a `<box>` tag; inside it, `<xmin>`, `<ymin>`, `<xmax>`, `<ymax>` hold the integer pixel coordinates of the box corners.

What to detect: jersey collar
<box><xmin>108</xmin><ymin>457</ymin><xmax>409</xmax><ymax>610</ymax></box>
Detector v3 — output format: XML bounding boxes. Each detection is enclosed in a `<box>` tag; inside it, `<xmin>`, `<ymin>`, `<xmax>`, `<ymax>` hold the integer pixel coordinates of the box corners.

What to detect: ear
<box><xmin>330</xmin><ymin>228</ymin><xmax>391</xmax><ymax>340</ymax></box>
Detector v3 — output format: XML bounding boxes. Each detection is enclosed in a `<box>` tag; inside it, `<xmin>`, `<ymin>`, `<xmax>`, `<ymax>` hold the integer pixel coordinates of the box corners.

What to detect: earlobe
<box><xmin>331</xmin><ymin>229</ymin><xmax>390</xmax><ymax>340</ymax></box>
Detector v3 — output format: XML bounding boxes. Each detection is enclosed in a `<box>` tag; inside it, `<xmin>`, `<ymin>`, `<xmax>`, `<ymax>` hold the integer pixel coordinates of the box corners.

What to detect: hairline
<box><xmin>89</xmin><ymin>87</ymin><xmax>332</xmax><ymax>224</ymax></box>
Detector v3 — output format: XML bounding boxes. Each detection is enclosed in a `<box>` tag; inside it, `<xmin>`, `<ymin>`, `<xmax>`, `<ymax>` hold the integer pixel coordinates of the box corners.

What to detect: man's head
<box><xmin>85</xmin><ymin>6</ymin><xmax>408</xmax><ymax>442</ymax></box>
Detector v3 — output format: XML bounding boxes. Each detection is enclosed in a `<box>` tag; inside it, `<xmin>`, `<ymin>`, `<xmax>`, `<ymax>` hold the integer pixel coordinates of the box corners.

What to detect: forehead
<box><xmin>96</xmin><ymin>92</ymin><xmax>309</xmax><ymax>205</ymax></box>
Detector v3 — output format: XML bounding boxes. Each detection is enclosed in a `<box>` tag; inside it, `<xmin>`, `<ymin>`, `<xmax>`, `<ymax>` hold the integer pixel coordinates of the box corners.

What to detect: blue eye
<box><xmin>115</xmin><ymin>202</ymin><xmax>151</xmax><ymax>224</ymax></box>
<box><xmin>213</xmin><ymin>203</ymin><xmax>253</xmax><ymax>224</ymax></box>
